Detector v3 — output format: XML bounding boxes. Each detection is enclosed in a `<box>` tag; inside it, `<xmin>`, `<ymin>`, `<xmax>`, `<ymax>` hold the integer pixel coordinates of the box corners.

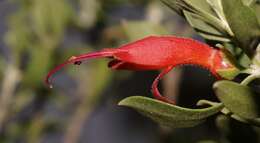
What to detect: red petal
<box><xmin>114</xmin><ymin>36</ymin><xmax>212</xmax><ymax>67</ymax></box>
<box><xmin>151</xmin><ymin>66</ymin><xmax>176</xmax><ymax>104</ymax></box>
<box><xmin>115</xmin><ymin>36</ymin><xmax>233</xmax><ymax>76</ymax></box>
<box><xmin>108</xmin><ymin>59</ymin><xmax>162</xmax><ymax>70</ymax></box>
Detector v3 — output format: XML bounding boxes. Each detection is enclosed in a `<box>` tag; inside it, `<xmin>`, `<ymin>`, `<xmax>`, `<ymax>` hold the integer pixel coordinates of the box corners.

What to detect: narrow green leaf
<box><xmin>213</xmin><ymin>80</ymin><xmax>260</xmax><ymax>119</ymax></box>
<box><xmin>241</xmin><ymin>0</ymin><xmax>256</xmax><ymax>6</ymax></box>
<box><xmin>222</xmin><ymin>0</ymin><xmax>260</xmax><ymax>57</ymax></box>
<box><xmin>119</xmin><ymin>96</ymin><xmax>223</xmax><ymax>128</ymax></box>
<box><xmin>183</xmin><ymin>10</ymin><xmax>223</xmax><ymax>36</ymax></box>
<box><xmin>160</xmin><ymin>0</ymin><xmax>185</xmax><ymax>15</ymax></box>
<box><xmin>183</xmin><ymin>10</ymin><xmax>230</xmax><ymax>42</ymax></box>
<box><xmin>206</xmin><ymin>0</ymin><xmax>233</xmax><ymax>36</ymax></box>
<box><xmin>198</xmin><ymin>33</ymin><xmax>230</xmax><ymax>42</ymax></box>
<box><xmin>161</xmin><ymin>0</ymin><xmax>215</xmax><ymax>16</ymax></box>
<box><xmin>207</xmin><ymin>0</ymin><xmax>223</xmax><ymax>16</ymax></box>
<box><xmin>161</xmin><ymin>0</ymin><xmax>230</xmax><ymax>36</ymax></box>
<box><xmin>183</xmin><ymin>0</ymin><xmax>216</xmax><ymax>16</ymax></box>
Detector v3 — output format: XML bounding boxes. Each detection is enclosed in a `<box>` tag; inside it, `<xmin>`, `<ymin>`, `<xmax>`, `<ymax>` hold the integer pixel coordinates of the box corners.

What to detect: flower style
<box><xmin>46</xmin><ymin>36</ymin><xmax>234</xmax><ymax>104</ymax></box>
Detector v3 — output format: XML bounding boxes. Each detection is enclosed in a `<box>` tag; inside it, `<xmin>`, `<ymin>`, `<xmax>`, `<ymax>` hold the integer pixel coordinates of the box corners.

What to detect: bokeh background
<box><xmin>0</xmin><ymin>0</ymin><xmax>258</xmax><ymax>143</ymax></box>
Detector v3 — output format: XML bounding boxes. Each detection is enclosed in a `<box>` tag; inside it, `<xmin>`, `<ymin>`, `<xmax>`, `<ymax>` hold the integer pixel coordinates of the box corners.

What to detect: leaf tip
<box><xmin>213</xmin><ymin>80</ymin><xmax>229</xmax><ymax>90</ymax></box>
<box><xmin>118</xmin><ymin>96</ymin><xmax>141</xmax><ymax>106</ymax></box>
<box><xmin>118</xmin><ymin>98</ymin><xmax>128</xmax><ymax>106</ymax></box>
<box><xmin>213</xmin><ymin>80</ymin><xmax>222</xmax><ymax>90</ymax></box>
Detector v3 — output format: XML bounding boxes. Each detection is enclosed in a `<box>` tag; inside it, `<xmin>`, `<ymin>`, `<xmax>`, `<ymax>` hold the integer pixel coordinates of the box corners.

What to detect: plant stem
<box><xmin>0</xmin><ymin>64</ymin><xmax>21</xmax><ymax>130</ymax></box>
<box><xmin>241</xmin><ymin>73</ymin><xmax>260</xmax><ymax>85</ymax></box>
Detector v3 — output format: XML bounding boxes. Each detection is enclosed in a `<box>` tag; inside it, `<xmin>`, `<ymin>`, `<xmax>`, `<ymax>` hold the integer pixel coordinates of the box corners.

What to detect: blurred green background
<box><xmin>0</xmin><ymin>0</ymin><xmax>258</xmax><ymax>143</ymax></box>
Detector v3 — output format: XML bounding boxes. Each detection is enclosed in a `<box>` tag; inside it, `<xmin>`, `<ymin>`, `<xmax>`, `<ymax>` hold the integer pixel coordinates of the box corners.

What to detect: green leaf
<box><xmin>252</xmin><ymin>44</ymin><xmax>260</xmax><ymax>66</ymax></box>
<box><xmin>160</xmin><ymin>0</ymin><xmax>184</xmax><ymax>15</ymax></box>
<box><xmin>222</xmin><ymin>42</ymin><xmax>252</xmax><ymax>68</ymax></box>
<box><xmin>119</xmin><ymin>96</ymin><xmax>224</xmax><ymax>128</ymax></box>
<box><xmin>213</xmin><ymin>80</ymin><xmax>260</xmax><ymax>119</ymax></box>
<box><xmin>241</xmin><ymin>0</ymin><xmax>256</xmax><ymax>5</ymax></box>
<box><xmin>161</xmin><ymin>0</ymin><xmax>229</xmax><ymax>35</ymax></box>
<box><xmin>183</xmin><ymin>10</ymin><xmax>230</xmax><ymax>42</ymax></box>
<box><xmin>183</xmin><ymin>10</ymin><xmax>222</xmax><ymax>35</ymax></box>
<box><xmin>207</xmin><ymin>0</ymin><xmax>223</xmax><ymax>16</ymax></box>
<box><xmin>162</xmin><ymin>0</ymin><xmax>216</xmax><ymax>16</ymax></box>
<box><xmin>252</xmin><ymin>3</ymin><xmax>260</xmax><ymax>23</ymax></box>
<box><xmin>206</xmin><ymin>0</ymin><xmax>233</xmax><ymax>36</ymax></box>
<box><xmin>216</xmin><ymin>68</ymin><xmax>240</xmax><ymax>80</ymax></box>
<box><xmin>183</xmin><ymin>0</ymin><xmax>216</xmax><ymax>16</ymax></box>
<box><xmin>222</xmin><ymin>0</ymin><xmax>260</xmax><ymax>57</ymax></box>
<box><xmin>219</xmin><ymin>107</ymin><xmax>252</xmax><ymax>124</ymax></box>
<box><xmin>198</xmin><ymin>33</ymin><xmax>230</xmax><ymax>42</ymax></box>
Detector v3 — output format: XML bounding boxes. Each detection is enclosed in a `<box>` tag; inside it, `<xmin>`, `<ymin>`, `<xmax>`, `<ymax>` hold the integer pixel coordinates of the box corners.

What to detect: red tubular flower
<box><xmin>46</xmin><ymin>36</ymin><xmax>234</xmax><ymax>104</ymax></box>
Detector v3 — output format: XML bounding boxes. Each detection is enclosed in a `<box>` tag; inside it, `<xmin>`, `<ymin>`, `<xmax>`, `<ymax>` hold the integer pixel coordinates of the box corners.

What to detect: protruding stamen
<box><xmin>45</xmin><ymin>50</ymin><xmax>117</xmax><ymax>88</ymax></box>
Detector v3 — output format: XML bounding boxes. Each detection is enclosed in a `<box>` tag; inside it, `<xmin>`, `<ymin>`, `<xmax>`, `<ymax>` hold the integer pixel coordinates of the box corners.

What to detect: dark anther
<box><xmin>74</xmin><ymin>61</ymin><xmax>82</xmax><ymax>65</ymax></box>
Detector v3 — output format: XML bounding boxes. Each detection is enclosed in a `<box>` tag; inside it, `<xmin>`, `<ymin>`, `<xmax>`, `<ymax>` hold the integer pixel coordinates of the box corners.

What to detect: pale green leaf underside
<box><xmin>214</xmin><ymin>80</ymin><xmax>260</xmax><ymax>119</ymax></box>
<box><xmin>119</xmin><ymin>96</ymin><xmax>223</xmax><ymax>128</ymax></box>
<box><xmin>222</xmin><ymin>0</ymin><xmax>260</xmax><ymax>57</ymax></box>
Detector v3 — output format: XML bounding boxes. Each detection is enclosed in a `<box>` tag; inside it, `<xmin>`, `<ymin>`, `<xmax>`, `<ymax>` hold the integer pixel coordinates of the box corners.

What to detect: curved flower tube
<box><xmin>46</xmin><ymin>36</ymin><xmax>234</xmax><ymax>104</ymax></box>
